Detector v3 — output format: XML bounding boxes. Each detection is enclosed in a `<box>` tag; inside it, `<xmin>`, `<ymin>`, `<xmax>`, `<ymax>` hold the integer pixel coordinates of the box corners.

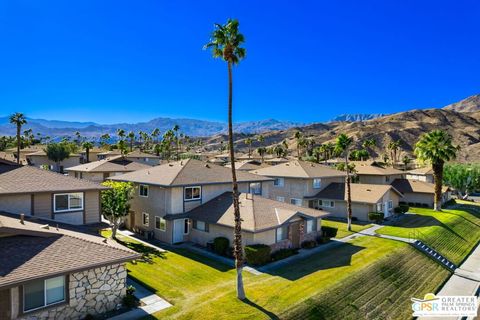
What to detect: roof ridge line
<box><xmin>170</xmin><ymin>158</ymin><xmax>192</xmax><ymax>185</ymax></box>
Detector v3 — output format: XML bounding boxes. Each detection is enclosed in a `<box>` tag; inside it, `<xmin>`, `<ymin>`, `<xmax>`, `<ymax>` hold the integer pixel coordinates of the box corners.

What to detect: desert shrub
<box><xmin>244</xmin><ymin>244</ymin><xmax>271</xmax><ymax>266</ymax></box>
<box><xmin>368</xmin><ymin>212</ymin><xmax>385</xmax><ymax>223</ymax></box>
<box><xmin>126</xmin><ymin>285</ymin><xmax>135</xmax><ymax>295</ymax></box>
<box><xmin>213</xmin><ymin>237</ymin><xmax>229</xmax><ymax>255</ymax></box>
<box><xmin>271</xmin><ymin>248</ymin><xmax>298</xmax><ymax>261</ymax></box>
<box><xmin>301</xmin><ymin>240</ymin><xmax>317</xmax><ymax>249</ymax></box>
<box><xmin>321</xmin><ymin>226</ymin><xmax>338</xmax><ymax>238</ymax></box>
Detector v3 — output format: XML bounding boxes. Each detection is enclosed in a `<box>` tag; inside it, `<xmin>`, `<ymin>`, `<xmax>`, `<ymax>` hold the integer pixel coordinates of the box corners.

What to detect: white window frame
<box><xmin>274</xmin><ymin>178</ymin><xmax>284</xmax><ymax>187</ymax></box>
<box><xmin>376</xmin><ymin>203</ymin><xmax>383</xmax><ymax>212</ymax></box>
<box><xmin>306</xmin><ymin>219</ymin><xmax>315</xmax><ymax>233</ymax></box>
<box><xmin>142</xmin><ymin>212</ymin><xmax>150</xmax><ymax>226</ymax></box>
<box><xmin>388</xmin><ymin>200</ymin><xmax>393</xmax><ymax>209</ymax></box>
<box><xmin>193</xmin><ymin>220</ymin><xmax>209</xmax><ymax>232</ymax></box>
<box><xmin>184</xmin><ymin>186</ymin><xmax>202</xmax><ymax>201</ymax></box>
<box><xmin>276</xmin><ymin>225</ymin><xmax>288</xmax><ymax>242</ymax></box>
<box><xmin>23</xmin><ymin>276</ymin><xmax>66</xmax><ymax>313</ymax></box>
<box><xmin>276</xmin><ymin>196</ymin><xmax>285</xmax><ymax>202</ymax></box>
<box><xmin>313</xmin><ymin>178</ymin><xmax>322</xmax><ymax>189</ymax></box>
<box><xmin>290</xmin><ymin>198</ymin><xmax>302</xmax><ymax>206</ymax></box>
<box><xmin>319</xmin><ymin>200</ymin><xmax>335</xmax><ymax>208</ymax></box>
<box><xmin>53</xmin><ymin>193</ymin><xmax>84</xmax><ymax>213</ymax></box>
<box><xmin>139</xmin><ymin>184</ymin><xmax>149</xmax><ymax>197</ymax></box>
<box><xmin>155</xmin><ymin>216</ymin><xmax>166</xmax><ymax>231</ymax></box>
<box><xmin>249</xmin><ymin>182</ymin><xmax>262</xmax><ymax>195</ymax></box>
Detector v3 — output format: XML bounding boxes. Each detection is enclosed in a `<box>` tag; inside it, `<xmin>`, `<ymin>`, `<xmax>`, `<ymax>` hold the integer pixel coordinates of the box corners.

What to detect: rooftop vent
<box><xmin>205</xmin><ymin>164</ymin><xmax>210</xmax><ymax>168</ymax></box>
<box><xmin>20</xmin><ymin>213</ymin><xmax>25</xmax><ymax>225</ymax></box>
<box><xmin>366</xmin><ymin>189</ymin><xmax>371</xmax><ymax>192</ymax></box>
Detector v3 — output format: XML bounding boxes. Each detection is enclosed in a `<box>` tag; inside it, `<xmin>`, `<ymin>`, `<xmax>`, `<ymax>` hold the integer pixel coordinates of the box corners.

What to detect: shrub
<box><xmin>399</xmin><ymin>201</ymin><xmax>407</xmax><ymax>206</ymax></box>
<box><xmin>84</xmin><ymin>315</ymin><xmax>94</xmax><ymax>320</ymax></box>
<box><xmin>394</xmin><ymin>205</ymin><xmax>409</xmax><ymax>214</ymax></box>
<box><xmin>444</xmin><ymin>199</ymin><xmax>457</xmax><ymax>207</ymax></box>
<box><xmin>316</xmin><ymin>235</ymin><xmax>330</xmax><ymax>244</ymax></box>
<box><xmin>213</xmin><ymin>237</ymin><xmax>229</xmax><ymax>256</ymax></box>
<box><xmin>421</xmin><ymin>203</ymin><xmax>429</xmax><ymax>208</ymax></box>
<box><xmin>368</xmin><ymin>212</ymin><xmax>384</xmax><ymax>223</ymax></box>
<box><xmin>123</xmin><ymin>294</ymin><xmax>137</xmax><ymax>308</ymax></box>
<box><xmin>301</xmin><ymin>240</ymin><xmax>317</xmax><ymax>249</ymax></box>
<box><xmin>244</xmin><ymin>244</ymin><xmax>271</xmax><ymax>266</ymax></box>
<box><xmin>352</xmin><ymin>217</ymin><xmax>359</xmax><ymax>221</ymax></box>
<box><xmin>271</xmin><ymin>248</ymin><xmax>298</xmax><ymax>261</ymax></box>
<box><xmin>321</xmin><ymin>226</ymin><xmax>338</xmax><ymax>238</ymax></box>
<box><xmin>408</xmin><ymin>202</ymin><xmax>415</xmax><ymax>207</ymax></box>
<box><xmin>126</xmin><ymin>285</ymin><xmax>135</xmax><ymax>296</ymax></box>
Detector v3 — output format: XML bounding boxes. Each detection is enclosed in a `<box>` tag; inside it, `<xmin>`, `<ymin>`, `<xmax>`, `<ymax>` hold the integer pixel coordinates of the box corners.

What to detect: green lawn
<box><xmin>376</xmin><ymin>201</ymin><xmax>480</xmax><ymax>265</ymax></box>
<box><xmin>321</xmin><ymin>219</ymin><xmax>373</xmax><ymax>239</ymax></box>
<box><xmin>105</xmin><ymin>231</ymin><xmax>449</xmax><ymax>319</ymax></box>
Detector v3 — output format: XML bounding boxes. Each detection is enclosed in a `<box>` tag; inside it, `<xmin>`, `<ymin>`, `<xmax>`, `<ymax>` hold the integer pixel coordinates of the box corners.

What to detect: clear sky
<box><xmin>0</xmin><ymin>0</ymin><xmax>479</xmax><ymax>124</ymax></box>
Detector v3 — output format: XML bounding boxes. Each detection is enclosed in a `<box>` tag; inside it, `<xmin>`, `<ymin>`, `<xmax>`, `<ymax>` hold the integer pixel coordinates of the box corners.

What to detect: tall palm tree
<box><xmin>244</xmin><ymin>138</ymin><xmax>253</xmax><ymax>158</ymax></box>
<box><xmin>387</xmin><ymin>140</ymin><xmax>401</xmax><ymax>166</ymax></box>
<box><xmin>151</xmin><ymin>128</ymin><xmax>160</xmax><ymax>144</ymax></box>
<box><xmin>257</xmin><ymin>147</ymin><xmax>267</xmax><ymax>162</ymax></box>
<box><xmin>256</xmin><ymin>134</ymin><xmax>265</xmax><ymax>146</ymax></box>
<box><xmin>205</xmin><ymin>18</ymin><xmax>246</xmax><ymax>300</ymax></box>
<box><xmin>402</xmin><ymin>155</ymin><xmax>411</xmax><ymax>171</ymax></box>
<box><xmin>9</xmin><ymin>112</ymin><xmax>27</xmax><ymax>164</ymax></box>
<box><xmin>335</xmin><ymin>134</ymin><xmax>354</xmax><ymax>231</ymax></box>
<box><xmin>362</xmin><ymin>138</ymin><xmax>376</xmax><ymax>159</ymax></box>
<box><xmin>415</xmin><ymin>130</ymin><xmax>458</xmax><ymax>211</ymax></box>
<box><xmin>128</xmin><ymin>131</ymin><xmax>135</xmax><ymax>152</ymax></box>
<box><xmin>82</xmin><ymin>141</ymin><xmax>94</xmax><ymax>163</ymax></box>
<box><xmin>294</xmin><ymin>131</ymin><xmax>303</xmax><ymax>158</ymax></box>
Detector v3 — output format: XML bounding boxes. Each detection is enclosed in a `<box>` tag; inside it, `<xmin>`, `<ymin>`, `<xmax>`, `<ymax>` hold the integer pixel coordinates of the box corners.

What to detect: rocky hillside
<box><xmin>443</xmin><ymin>94</ymin><xmax>480</xmax><ymax>113</ymax></box>
<box><xmin>205</xmin><ymin>109</ymin><xmax>480</xmax><ymax>163</ymax></box>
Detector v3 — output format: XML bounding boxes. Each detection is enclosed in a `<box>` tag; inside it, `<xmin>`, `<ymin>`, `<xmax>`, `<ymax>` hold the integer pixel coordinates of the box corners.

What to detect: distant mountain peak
<box><xmin>443</xmin><ymin>94</ymin><xmax>480</xmax><ymax>113</ymax></box>
<box><xmin>329</xmin><ymin>113</ymin><xmax>386</xmax><ymax>122</ymax></box>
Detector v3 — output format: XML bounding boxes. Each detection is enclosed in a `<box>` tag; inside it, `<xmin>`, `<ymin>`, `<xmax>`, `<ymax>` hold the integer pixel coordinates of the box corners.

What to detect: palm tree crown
<box><xmin>414</xmin><ymin>130</ymin><xmax>458</xmax><ymax>165</ymax></box>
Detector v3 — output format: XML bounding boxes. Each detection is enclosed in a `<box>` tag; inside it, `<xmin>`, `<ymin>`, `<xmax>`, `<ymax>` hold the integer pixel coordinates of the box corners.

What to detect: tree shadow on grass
<box><xmin>269</xmin><ymin>242</ymin><xmax>365</xmax><ymax>281</ymax></box>
<box><xmin>242</xmin><ymin>299</ymin><xmax>279</xmax><ymax>320</ymax></box>
<box><xmin>391</xmin><ymin>214</ymin><xmax>467</xmax><ymax>242</ymax></box>
<box><xmin>114</xmin><ymin>237</ymin><xmax>166</xmax><ymax>264</ymax></box>
<box><xmin>443</xmin><ymin>210</ymin><xmax>480</xmax><ymax>228</ymax></box>
<box><xmin>167</xmin><ymin>246</ymin><xmax>233</xmax><ymax>272</ymax></box>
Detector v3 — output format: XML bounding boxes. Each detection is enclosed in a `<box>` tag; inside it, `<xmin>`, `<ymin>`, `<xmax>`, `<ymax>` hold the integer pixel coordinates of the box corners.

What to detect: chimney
<box><xmin>20</xmin><ymin>213</ymin><xmax>25</xmax><ymax>224</ymax></box>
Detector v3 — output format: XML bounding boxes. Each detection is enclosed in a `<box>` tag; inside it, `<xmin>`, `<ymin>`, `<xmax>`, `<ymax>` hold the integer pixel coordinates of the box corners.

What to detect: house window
<box><xmin>274</xmin><ymin>178</ymin><xmax>284</xmax><ymax>187</ymax></box>
<box><xmin>184</xmin><ymin>186</ymin><xmax>201</xmax><ymax>201</ymax></box>
<box><xmin>23</xmin><ymin>276</ymin><xmax>65</xmax><ymax>312</ymax></box>
<box><xmin>53</xmin><ymin>193</ymin><xmax>83</xmax><ymax>213</ymax></box>
<box><xmin>155</xmin><ymin>216</ymin><xmax>166</xmax><ymax>231</ymax></box>
<box><xmin>142</xmin><ymin>212</ymin><xmax>149</xmax><ymax>226</ymax></box>
<box><xmin>139</xmin><ymin>184</ymin><xmax>149</xmax><ymax>197</ymax></box>
<box><xmin>249</xmin><ymin>182</ymin><xmax>262</xmax><ymax>195</ymax></box>
<box><xmin>276</xmin><ymin>225</ymin><xmax>288</xmax><ymax>242</ymax></box>
<box><xmin>290</xmin><ymin>198</ymin><xmax>302</xmax><ymax>206</ymax></box>
<box><xmin>193</xmin><ymin>220</ymin><xmax>209</xmax><ymax>232</ymax></box>
<box><xmin>385</xmin><ymin>176</ymin><xmax>391</xmax><ymax>182</ymax></box>
<box><xmin>388</xmin><ymin>200</ymin><xmax>393</xmax><ymax>209</ymax></box>
<box><xmin>313</xmin><ymin>179</ymin><xmax>322</xmax><ymax>189</ymax></box>
<box><xmin>306</xmin><ymin>219</ymin><xmax>316</xmax><ymax>233</ymax></box>
<box><xmin>276</xmin><ymin>196</ymin><xmax>285</xmax><ymax>202</ymax></box>
<box><xmin>144</xmin><ymin>158</ymin><xmax>149</xmax><ymax>162</ymax></box>
<box><xmin>376</xmin><ymin>203</ymin><xmax>383</xmax><ymax>212</ymax></box>
<box><xmin>318</xmin><ymin>200</ymin><xmax>335</xmax><ymax>208</ymax></box>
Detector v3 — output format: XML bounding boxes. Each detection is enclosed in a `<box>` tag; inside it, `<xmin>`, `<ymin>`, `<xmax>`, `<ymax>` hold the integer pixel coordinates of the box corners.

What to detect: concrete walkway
<box><xmin>417</xmin><ymin>243</ymin><xmax>480</xmax><ymax>320</ymax></box>
<box><xmin>108</xmin><ymin>278</ymin><xmax>171</xmax><ymax>320</ymax></box>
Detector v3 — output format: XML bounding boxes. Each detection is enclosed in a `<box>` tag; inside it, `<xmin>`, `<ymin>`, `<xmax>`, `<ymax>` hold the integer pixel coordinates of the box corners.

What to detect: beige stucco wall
<box><xmin>126</xmin><ymin>156</ymin><xmax>160</xmax><ymax>166</ymax></box>
<box><xmin>358</xmin><ymin>174</ymin><xmax>404</xmax><ymax>185</ymax></box>
<box><xmin>27</xmin><ymin>155</ymin><xmax>81</xmax><ymax>172</ymax></box>
<box><xmin>84</xmin><ymin>190</ymin><xmax>101</xmax><ymax>224</ymax></box>
<box><xmin>188</xmin><ymin>223</ymin><xmax>254</xmax><ymax>247</ymax></box>
<box><xmin>405</xmin><ymin>174</ymin><xmax>434</xmax><ymax>184</ymax></box>
<box><xmin>268</xmin><ymin>176</ymin><xmax>344</xmax><ymax>206</ymax></box>
<box><xmin>68</xmin><ymin>171</ymin><xmax>105</xmax><ymax>183</ymax></box>
<box><xmin>400</xmin><ymin>192</ymin><xmax>434</xmax><ymax>207</ymax></box>
<box><xmin>0</xmin><ymin>194</ymin><xmax>31</xmax><ymax>215</ymax></box>
<box><xmin>33</xmin><ymin>193</ymin><xmax>52</xmax><ymax>219</ymax></box>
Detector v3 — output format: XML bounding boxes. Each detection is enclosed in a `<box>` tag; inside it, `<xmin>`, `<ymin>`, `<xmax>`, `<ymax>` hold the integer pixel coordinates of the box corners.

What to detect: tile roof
<box><xmin>350</xmin><ymin>161</ymin><xmax>404</xmax><ymax>176</ymax></box>
<box><xmin>109</xmin><ymin>158</ymin><xmax>272</xmax><ymax>187</ymax></box>
<box><xmin>0</xmin><ymin>212</ymin><xmax>139</xmax><ymax>288</ymax></box>
<box><xmin>391</xmin><ymin>179</ymin><xmax>449</xmax><ymax>194</ymax></box>
<box><xmin>250</xmin><ymin>160</ymin><xmax>346</xmax><ymax>178</ymax></box>
<box><xmin>65</xmin><ymin>156</ymin><xmax>152</xmax><ymax>173</ymax></box>
<box><xmin>186</xmin><ymin>192</ymin><xmax>330</xmax><ymax>232</ymax></box>
<box><xmin>306</xmin><ymin>182</ymin><xmax>403</xmax><ymax>204</ymax></box>
<box><xmin>0</xmin><ymin>165</ymin><xmax>108</xmax><ymax>194</ymax></box>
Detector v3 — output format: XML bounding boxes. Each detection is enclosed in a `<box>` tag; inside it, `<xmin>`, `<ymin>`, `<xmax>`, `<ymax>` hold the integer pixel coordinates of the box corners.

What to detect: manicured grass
<box><xmin>376</xmin><ymin>202</ymin><xmax>480</xmax><ymax>265</ymax></box>
<box><xmin>104</xmin><ymin>231</ymin><xmax>449</xmax><ymax>319</ymax></box>
<box><xmin>321</xmin><ymin>219</ymin><xmax>373</xmax><ymax>239</ymax></box>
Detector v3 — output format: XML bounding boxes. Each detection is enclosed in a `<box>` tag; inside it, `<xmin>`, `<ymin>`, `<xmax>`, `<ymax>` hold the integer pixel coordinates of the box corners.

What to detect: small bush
<box><xmin>421</xmin><ymin>203</ymin><xmax>429</xmax><ymax>208</ymax></box>
<box><xmin>316</xmin><ymin>235</ymin><xmax>330</xmax><ymax>244</ymax></box>
<box><xmin>122</xmin><ymin>294</ymin><xmax>137</xmax><ymax>309</ymax></box>
<box><xmin>213</xmin><ymin>237</ymin><xmax>229</xmax><ymax>255</ymax></box>
<box><xmin>126</xmin><ymin>285</ymin><xmax>135</xmax><ymax>296</ymax></box>
<box><xmin>271</xmin><ymin>248</ymin><xmax>298</xmax><ymax>261</ymax></box>
<box><xmin>368</xmin><ymin>212</ymin><xmax>384</xmax><ymax>223</ymax></box>
<box><xmin>321</xmin><ymin>226</ymin><xmax>338</xmax><ymax>238</ymax></box>
<box><xmin>245</xmin><ymin>244</ymin><xmax>271</xmax><ymax>266</ymax></box>
<box><xmin>444</xmin><ymin>199</ymin><xmax>456</xmax><ymax>207</ymax></box>
<box><xmin>301</xmin><ymin>240</ymin><xmax>317</xmax><ymax>249</ymax></box>
<box><xmin>408</xmin><ymin>202</ymin><xmax>415</xmax><ymax>207</ymax></box>
<box><xmin>394</xmin><ymin>205</ymin><xmax>409</xmax><ymax>214</ymax></box>
<box><xmin>352</xmin><ymin>217</ymin><xmax>359</xmax><ymax>221</ymax></box>
<box><xmin>399</xmin><ymin>201</ymin><xmax>407</xmax><ymax>206</ymax></box>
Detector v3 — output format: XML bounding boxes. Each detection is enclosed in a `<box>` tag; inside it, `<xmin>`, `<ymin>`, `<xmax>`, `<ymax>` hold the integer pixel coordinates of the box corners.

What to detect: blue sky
<box><xmin>0</xmin><ymin>0</ymin><xmax>479</xmax><ymax>124</ymax></box>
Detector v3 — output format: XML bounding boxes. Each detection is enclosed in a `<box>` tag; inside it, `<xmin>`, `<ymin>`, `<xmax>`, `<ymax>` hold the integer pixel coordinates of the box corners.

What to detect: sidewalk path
<box><xmin>108</xmin><ymin>278</ymin><xmax>171</xmax><ymax>320</ymax></box>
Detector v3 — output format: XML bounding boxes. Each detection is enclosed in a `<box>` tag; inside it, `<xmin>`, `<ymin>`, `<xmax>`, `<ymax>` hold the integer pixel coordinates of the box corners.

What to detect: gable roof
<box><xmin>391</xmin><ymin>179</ymin><xmax>449</xmax><ymax>194</ymax></box>
<box><xmin>225</xmin><ymin>160</ymin><xmax>269</xmax><ymax>171</ymax></box>
<box><xmin>65</xmin><ymin>156</ymin><xmax>152</xmax><ymax>173</ymax></box>
<box><xmin>0</xmin><ymin>165</ymin><xmax>108</xmax><ymax>195</ymax></box>
<box><xmin>0</xmin><ymin>213</ymin><xmax>139</xmax><ymax>288</ymax></box>
<box><xmin>26</xmin><ymin>150</ymin><xmax>80</xmax><ymax>157</ymax></box>
<box><xmin>408</xmin><ymin>166</ymin><xmax>434</xmax><ymax>175</ymax></box>
<box><xmin>109</xmin><ymin>159</ymin><xmax>272</xmax><ymax>187</ymax></box>
<box><xmin>250</xmin><ymin>160</ymin><xmax>346</xmax><ymax>179</ymax></box>
<box><xmin>350</xmin><ymin>161</ymin><xmax>404</xmax><ymax>176</ymax></box>
<box><xmin>306</xmin><ymin>182</ymin><xmax>403</xmax><ymax>204</ymax></box>
<box><xmin>186</xmin><ymin>192</ymin><xmax>329</xmax><ymax>232</ymax></box>
<box><xmin>126</xmin><ymin>150</ymin><xmax>160</xmax><ymax>158</ymax></box>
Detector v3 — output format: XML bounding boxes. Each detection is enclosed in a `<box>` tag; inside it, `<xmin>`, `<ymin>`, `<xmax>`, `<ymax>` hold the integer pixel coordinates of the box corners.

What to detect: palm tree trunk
<box><xmin>16</xmin><ymin>125</ymin><xmax>21</xmax><ymax>164</ymax></box>
<box><xmin>227</xmin><ymin>62</ymin><xmax>245</xmax><ymax>300</ymax></box>
<box><xmin>345</xmin><ymin>155</ymin><xmax>352</xmax><ymax>231</ymax></box>
<box><xmin>86</xmin><ymin>149</ymin><xmax>90</xmax><ymax>163</ymax></box>
<box><xmin>432</xmin><ymin>162</ymin><xmax>444</xmax><ymax>211</ymax></box>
